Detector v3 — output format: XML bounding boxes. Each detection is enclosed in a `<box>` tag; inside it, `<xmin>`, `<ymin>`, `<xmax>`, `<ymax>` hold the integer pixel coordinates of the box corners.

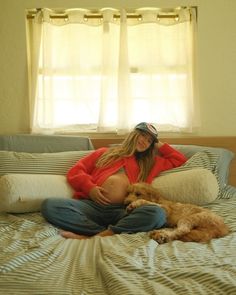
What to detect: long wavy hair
<box><xmin>96</xmin><ymin>129</ymin><xmax>156</xmax><ymax>181</ymax></box>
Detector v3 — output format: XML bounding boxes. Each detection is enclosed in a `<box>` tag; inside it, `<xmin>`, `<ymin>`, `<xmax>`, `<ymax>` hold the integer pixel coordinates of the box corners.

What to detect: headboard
<box><xmin>0</xmin><ymin>135</ymin><xmax>94</xmax><ymax>153</ymax></box>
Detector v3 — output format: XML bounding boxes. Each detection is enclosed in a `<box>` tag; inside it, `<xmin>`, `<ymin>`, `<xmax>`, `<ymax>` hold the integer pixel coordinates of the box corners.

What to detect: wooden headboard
<box><xmin>91</xmin><ymin>136</ymin><xmax>236</xmax><ymax>187</ymax></box>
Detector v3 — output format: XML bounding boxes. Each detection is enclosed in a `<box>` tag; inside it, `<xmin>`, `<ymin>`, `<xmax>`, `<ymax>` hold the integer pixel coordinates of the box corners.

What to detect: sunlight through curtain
<box><xmin>26</xmin><ymin>10</ymin><xmax>43</xmax><ymax>131</ymax></box>
<box><xmin>26</xmin><ymin>7</ymin><xmax>199</xmax><ymax>134</ymax></box>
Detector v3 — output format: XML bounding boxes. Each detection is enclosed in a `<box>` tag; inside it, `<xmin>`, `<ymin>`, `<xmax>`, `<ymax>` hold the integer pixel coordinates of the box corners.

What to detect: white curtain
<box><xmin>26</xmin><ymin>10</ymin><xmax>43</xmax><ymax>130</ymax></box>
<box><xmin>26</xmin><ymin>7</ymin><xmax>199</xmax><ymax>134</ymax></box>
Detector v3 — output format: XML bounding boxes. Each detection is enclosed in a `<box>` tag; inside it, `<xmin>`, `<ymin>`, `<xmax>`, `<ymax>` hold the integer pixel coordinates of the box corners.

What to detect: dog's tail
<box><xmin>179</xmin><ymin>225</ymin><xmax>230</xmax><ymax>243</ymax></box>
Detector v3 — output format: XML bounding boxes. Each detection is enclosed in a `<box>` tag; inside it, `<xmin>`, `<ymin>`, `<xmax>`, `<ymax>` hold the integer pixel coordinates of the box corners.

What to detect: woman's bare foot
<box><xmin>96</xmin><ymin>229</ymin><xmax>114</xmax><ymax>237</ymax></box>
<box><xmin>61</xmin><ymin>229</ymin><xmax>114</xmax><ymax>239</ymax></box>
<box><xmin>60</xmin><ymin>231</ymin><xmax>90</xmax><ymax>239</ymax></box>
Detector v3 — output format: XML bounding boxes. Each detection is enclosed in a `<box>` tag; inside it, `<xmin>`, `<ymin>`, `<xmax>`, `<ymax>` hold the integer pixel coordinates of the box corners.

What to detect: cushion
<box><xmin>157</xmin><ymin>149</ymin><xmax>236</xmax><ymax>199</ymax></box>
<box><xmin>172</xmin><ymin>145</ymin><xmax>234</xmax><ymax>187</ymax></box>
<box><xmin>0</xmin><ymin>168</ymin><xmax>219</xmax><ymax>213</ymax></box>
<box><xmin>0</xmin><ymin>150</ymin><xmax>92</xmax><ymax>176</ymax></box>
<box><xmin>0</xmin><ymin>174</ymin><xmax>74</xmax><ymax>213</ymax></box>
<box><xmin>152</xmin><ymin>168</ymin><xmax>219</xmax><ymax>205</ymax></box>
<box><xmin>0</xmin><ymin>148</ymin><xmax>233</xmax><ymax>213</ymax></box>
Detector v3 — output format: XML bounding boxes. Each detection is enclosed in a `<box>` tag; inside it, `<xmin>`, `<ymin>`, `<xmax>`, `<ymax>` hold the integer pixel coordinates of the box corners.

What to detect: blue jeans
<box><xmin>41</xmin><ymin>198</ymin><xmax>166</xmax><ymax>235</ymax></box>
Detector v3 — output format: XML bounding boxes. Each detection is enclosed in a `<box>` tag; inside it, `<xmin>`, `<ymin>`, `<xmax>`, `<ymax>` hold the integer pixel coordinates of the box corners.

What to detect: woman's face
<box><xmin>136</xmin><ymin>132</ymin><xmax>154</xmax><ymax>152</ymax></box>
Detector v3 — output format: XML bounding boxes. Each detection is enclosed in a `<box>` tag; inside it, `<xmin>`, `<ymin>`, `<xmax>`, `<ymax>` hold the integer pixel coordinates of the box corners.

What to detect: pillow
<box><xmin>152</xmin><ymin>168</ymin><xmax>219</xmax><ymax>205</ymax></box>
<box><xmin>0</xmin><ymin>149</ymin><xmax>233</xmax><ymax>213</ymax></box>
<box><xmin>172</xmin><ymin>145</ymin><xmax>234</xmax><ymax>188</ymax></box>
<box><xmin>0</xmin><ymin>150</ymin><xmax>92</xmax><ymax>176</ymax></box>
<box><xmin>0</xmin><ymin>174</ymin><xmax>74</xmax><ymax>213</ymax></box>
<box><xmin>0</xmin><ymin>168</ymin><xmax>218</xmax><ymax>213</ymax></box>
<box><xmin>158</xmin><ymin>150</ymin><xmax>235</xmax><ymax>199</ymax></box>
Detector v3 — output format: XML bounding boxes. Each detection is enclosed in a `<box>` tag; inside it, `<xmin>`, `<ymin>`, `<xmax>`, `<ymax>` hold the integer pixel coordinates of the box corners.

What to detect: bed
<box><xmin>0</xmin><ymin>134</ymin><xmax>236</xmax><ymax>295</ymax></box>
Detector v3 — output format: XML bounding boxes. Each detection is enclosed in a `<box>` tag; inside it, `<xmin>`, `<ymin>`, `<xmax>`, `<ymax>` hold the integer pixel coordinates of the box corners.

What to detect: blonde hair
<box><xmin>96</xmin><ymin>130</ymin><xmax>156</xmax><ymax>181</ymax></box>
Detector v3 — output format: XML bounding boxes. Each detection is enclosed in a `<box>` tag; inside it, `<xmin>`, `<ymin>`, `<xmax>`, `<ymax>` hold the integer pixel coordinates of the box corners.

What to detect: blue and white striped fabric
<box><xmin>0</xmin><ymin>197</ymin><xmax>236</xmax><ymax>295</ymax></box>
<box><xmin>0</xmin><ymin>150</ymin><xmax>92</xmax><ymax>176</ymax></box>
<box><xmin>159</xmin><ymin>150</ymin><xmax>236</xmax><ymax>199</ymax></box>
<box><xmin>1</xmin><ymin>150</ymin><xmax>235</xmax><ymax>202</ymax></box>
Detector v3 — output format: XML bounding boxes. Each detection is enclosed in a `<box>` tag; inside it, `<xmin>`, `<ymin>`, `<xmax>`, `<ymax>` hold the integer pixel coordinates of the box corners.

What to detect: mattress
<box><xmin>0</xmin><ymin>197</ymin><xmax>236</xmax><ymax>295</ymax></box>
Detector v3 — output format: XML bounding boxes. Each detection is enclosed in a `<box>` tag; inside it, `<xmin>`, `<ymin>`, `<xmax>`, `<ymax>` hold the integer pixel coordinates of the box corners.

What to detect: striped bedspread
<box><xmin>0</xmin><ymin>198</ymin><xmax>236</xmax><ymax>295</ymax></box>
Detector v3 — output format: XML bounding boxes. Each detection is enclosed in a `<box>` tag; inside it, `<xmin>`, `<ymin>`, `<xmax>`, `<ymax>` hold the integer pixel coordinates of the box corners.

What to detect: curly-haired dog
<box><xmin>124</xmin><ymin>183</ymin><xmax>229</xmax><ymax>243</ymax></box>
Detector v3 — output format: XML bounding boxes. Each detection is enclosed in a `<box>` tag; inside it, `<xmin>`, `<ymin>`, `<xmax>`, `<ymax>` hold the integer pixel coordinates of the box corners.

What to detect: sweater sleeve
<box><xmin>67</xmin><ymin>147</ymin><xmax>107</xmax><ymax>196</ymax></box>
<box><xmin>146</xmin><ymin>143</ymin><xmax>187</xmax><ymax>183</ymax></box>
<box><xmin>158</xmin><ymin>143</ymin><xmax>187</xmax><ymax>169</ymax></box>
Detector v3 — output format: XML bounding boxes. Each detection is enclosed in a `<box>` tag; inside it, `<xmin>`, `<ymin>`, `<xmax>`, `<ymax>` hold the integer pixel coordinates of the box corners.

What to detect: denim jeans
<box><xmin>41</xmin><ymin>198</ymin><xmax>166</xmax><ymax>235</ymax></box>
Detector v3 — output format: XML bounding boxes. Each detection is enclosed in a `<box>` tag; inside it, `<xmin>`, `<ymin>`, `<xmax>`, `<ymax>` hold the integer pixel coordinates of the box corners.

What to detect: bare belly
<box><xmin>101</xmin><ymin>173</ymin><xmax>130</xmax><ymax>204</ymax></box>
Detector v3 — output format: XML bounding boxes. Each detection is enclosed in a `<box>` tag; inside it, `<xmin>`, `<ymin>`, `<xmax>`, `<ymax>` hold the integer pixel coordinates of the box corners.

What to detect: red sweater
<box><xmin>67</xmin><ymin>143</ymin><xmax>187</xmax><ymax>199</ymax></box>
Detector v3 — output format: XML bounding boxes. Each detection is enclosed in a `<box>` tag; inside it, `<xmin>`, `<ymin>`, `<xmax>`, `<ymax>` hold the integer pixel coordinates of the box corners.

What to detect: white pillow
<box><xmin>152</xmin><ymin>168</ymin><xmax>219</xmax><ymax>205</ymax></box>
<box><xmin>0</xmin><ymin>168</ymin><xmax>219</xmax><ymax>213</ymax></box>
<box><xmin>0</xmin><ymin>174</ymin><xmax>74</xmax><ymax>213</ymax></box>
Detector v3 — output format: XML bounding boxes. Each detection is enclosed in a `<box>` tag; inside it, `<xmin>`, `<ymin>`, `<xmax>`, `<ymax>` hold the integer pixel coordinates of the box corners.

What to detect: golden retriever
<box><xmin>124</xmin><ymin>183</ymin><xmax>229</xmax><ymax>243</ymax></box>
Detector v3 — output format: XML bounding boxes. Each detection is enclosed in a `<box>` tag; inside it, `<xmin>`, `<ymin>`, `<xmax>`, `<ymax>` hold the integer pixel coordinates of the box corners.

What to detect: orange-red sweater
<box><xmin>67</xmin><ymin>143</ymin><xmax>187</xmax><ymax>199</ymax></box>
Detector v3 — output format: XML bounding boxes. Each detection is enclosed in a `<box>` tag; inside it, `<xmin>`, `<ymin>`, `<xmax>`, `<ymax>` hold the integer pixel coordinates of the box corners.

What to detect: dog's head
<box><xmin>124</xmin><ymin>183</ymin><xmax>161</xmax><ymax>205</ymax></box>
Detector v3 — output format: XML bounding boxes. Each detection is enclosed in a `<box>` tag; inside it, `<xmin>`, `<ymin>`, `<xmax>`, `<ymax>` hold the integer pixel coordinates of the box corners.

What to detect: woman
<box><xmin>41</xmin><ymin>122</ymin><xmax>187</xmax><ymax>239</ymax></box>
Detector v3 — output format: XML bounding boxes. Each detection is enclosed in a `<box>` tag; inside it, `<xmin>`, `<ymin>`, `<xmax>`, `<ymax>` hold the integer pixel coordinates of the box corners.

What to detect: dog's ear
<box><xmin>148</xmin><ymin>186</ymin><xmax>161</xmax><ymax>201</ymax></box>
<box><xmin>127</xmin><ymin>184</ymin><xmax>134</xmax><ymax>193</ymax></box>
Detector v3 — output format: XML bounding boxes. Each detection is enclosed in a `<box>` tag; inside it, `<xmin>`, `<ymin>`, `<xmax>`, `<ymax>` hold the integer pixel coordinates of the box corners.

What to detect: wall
<box><xmin>0</xmin><ymin>0</ymin><xmax>236</xmax><ymax>136</ymax></box>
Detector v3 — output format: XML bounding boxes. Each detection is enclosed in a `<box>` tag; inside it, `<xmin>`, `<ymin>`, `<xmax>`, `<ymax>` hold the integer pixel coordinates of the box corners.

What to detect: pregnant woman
<box><xmin>41</xmin><ymin>122</ymin><xmax>187</xmax><ymax>239</ymax></box>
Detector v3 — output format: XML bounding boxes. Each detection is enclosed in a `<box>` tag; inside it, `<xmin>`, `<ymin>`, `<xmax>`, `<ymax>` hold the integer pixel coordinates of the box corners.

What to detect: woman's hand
<box><xmin>89</xmin><ymin>186</ymin><xmax>111</xmax><ymax>205</ymax></box>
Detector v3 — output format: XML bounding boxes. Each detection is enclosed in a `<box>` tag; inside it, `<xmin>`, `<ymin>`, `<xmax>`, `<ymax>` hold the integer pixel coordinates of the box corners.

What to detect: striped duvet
<box><xmin>0</xmin><ymin>197</ymin><xmax>236</xmax><ymax>295</ymax></box>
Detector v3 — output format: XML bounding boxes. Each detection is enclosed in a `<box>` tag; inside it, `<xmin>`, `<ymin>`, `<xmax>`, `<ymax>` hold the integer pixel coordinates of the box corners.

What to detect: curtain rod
<box><xmin>27</xmin><ymin>12</ymin><xmax>180</xmax><ymax>20</ymax></box>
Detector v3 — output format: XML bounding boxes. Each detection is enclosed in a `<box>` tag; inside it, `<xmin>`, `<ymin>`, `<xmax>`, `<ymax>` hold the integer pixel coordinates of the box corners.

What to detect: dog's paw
<box><xmin>149</xmin><ymin>229</ymin><xmax>171</xmax><ymax>244</ymax></box>
<box><xmin>126</xmin><ymin>199</ymin><xmax>148</xmax><ymax>212</ymax></box>
<box><xmin>126</xmin><ymin>202</ymin><xmax>136</xmax><ymax>212</ymax></box>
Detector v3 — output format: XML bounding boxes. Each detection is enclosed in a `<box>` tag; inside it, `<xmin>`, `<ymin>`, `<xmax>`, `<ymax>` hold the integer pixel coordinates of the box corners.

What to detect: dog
<box><xmin>124</xmin><ymin>183</ymin><xmax>229</xmax><ymax>243</ymax></box>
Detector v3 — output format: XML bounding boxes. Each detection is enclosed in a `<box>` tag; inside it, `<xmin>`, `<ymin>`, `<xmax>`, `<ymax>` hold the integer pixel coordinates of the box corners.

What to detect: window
<box><xmin>26</xmin><ymin>7</ymin><xmax>199</xmax><ymax>134</ymax></box>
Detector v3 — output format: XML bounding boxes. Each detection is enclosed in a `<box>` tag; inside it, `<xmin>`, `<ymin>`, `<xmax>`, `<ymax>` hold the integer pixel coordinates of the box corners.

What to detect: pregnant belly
<box><xmin>101</xmin><ymin>173</ymin><xmax>130</xmax><ymax>204</ymax></box>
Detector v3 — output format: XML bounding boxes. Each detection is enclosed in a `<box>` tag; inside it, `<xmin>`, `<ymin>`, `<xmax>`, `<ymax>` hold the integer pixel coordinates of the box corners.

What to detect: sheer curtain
<box><xmin>26</xmin><ymin>10</ymin><xmax>43</xmax><ymax>131</ymax></box>
<box><xmin>26</xmin><ymin>7</ymin><xmax>199</xmax><ymax>134</ymax></box>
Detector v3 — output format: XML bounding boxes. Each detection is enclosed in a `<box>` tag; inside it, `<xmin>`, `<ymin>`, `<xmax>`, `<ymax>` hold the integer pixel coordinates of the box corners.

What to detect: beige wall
<box><xmin>0</xmin><ymin>0</ymin><xmax>236</xmax><ymax>136</ymax></box>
